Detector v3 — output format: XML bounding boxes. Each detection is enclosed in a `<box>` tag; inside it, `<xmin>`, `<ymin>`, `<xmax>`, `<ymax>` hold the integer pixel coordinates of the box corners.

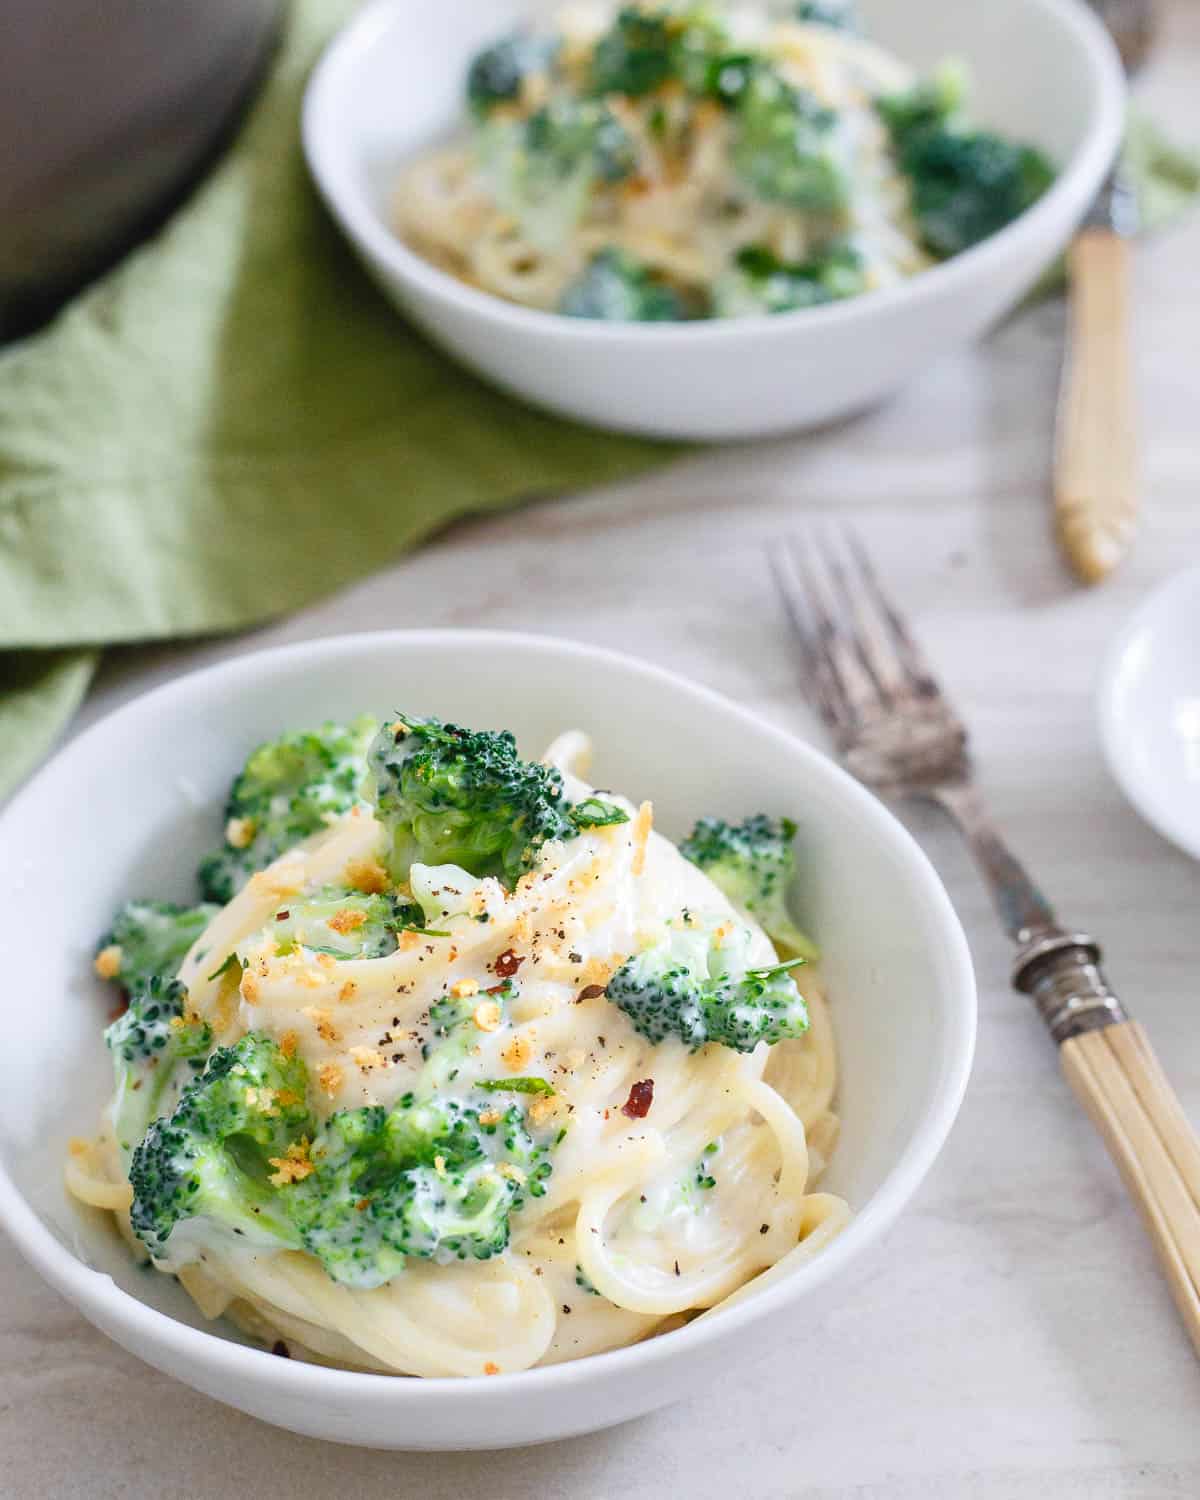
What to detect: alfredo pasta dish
<box><xmin>68</xmin><ymin>712</ymin><xmax>846</xmax><ymax>1376</ymax></box>
<box><xmin>395</xmin><ymin>0</ymin><xmax>1053</xmax><ymax>322</ymax></box>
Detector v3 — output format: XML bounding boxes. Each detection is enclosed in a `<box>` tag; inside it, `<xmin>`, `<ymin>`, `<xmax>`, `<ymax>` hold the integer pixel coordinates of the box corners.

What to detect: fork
<box><xmin>772</xmin><ymin>526</ymin><xmax>1200</xmax><ymax>1357</ymax></box>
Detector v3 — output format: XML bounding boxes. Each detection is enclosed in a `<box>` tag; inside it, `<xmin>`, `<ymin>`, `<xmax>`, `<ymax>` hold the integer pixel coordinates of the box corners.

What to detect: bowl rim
<box><xmin>0</xmin><ymin>628</ymin><xmax>976</xmax><ymax>1409</ymax></box>
<box><xmin>1097</xmin><ymin>566</ymin><xmax>1200</xmax><ymax>863</ymax></box>
<box><xmin>301</xmin><ymin>0</ymin><xmax>1125</xmax><ymax>346</ymax></box>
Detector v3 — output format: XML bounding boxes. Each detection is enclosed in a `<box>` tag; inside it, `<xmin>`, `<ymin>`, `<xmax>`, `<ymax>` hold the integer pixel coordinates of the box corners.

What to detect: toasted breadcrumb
<box><xmin>473</xmin><ymin>1000</ymin><xmax>502</xmax><ymax>1032</ymax></box>
<box><xmin>225</xmin><ymin>816</ymin><xmax>257</xmax><ymax>850</ymax></box>
<box><xmin>328</xmin><ymin>908</ymin><xmax>368</xmax><ymax>935</ymax></box>
<box><xmin>399</xmin><ymin>930</ymin><xmax>422</xmax><ymax>952</ymax></box>
<box><xmin>250</xmin><ymin>862</ymin><xmax>304</xmax><ymax>899</ymax></box>
<box><xmin>93</xmin><ymin>945</ymin><xmax>123</xmax><ymax>980</ymax></box>
<box><xmin>478</xmin><ymin>1108</ymin><xmax>504</xmax><ymax>1126</ymax></box>
<box><xmin>302</xmin><ymin>1007</ymin><xmax>341</xmax><ymax>1044</ymax></box>
<box><xmin>268</xmin><ymin>1140</ymin><xmax>313</xmax><ymax>1186</ymax></box>
<box><xmin>318</xmin><ymin>1063</ymin><xmax>344</xmax><ymax>1097</ymax></box>
<box><xmin>279</xmin><ymin>1031</ymin><xmax>298</xmax><ymax>1060</ymax></box>
<box><xmin>497</xmin><ymin>1162</ymin><xmax>527</xmax><ymax>1185</ymax></box>
<box><xmin>450</xmin><ymin>978</ymin><xmax>480</xmax><ymax>1000</ymax></box>
<box><xmin>528</xmin><ymin>1095</ymin><xmax>562</xmax><ymax>1128</ymax></box>
<box><xmin>500</xmin><ymin>1035</ymin><xmax>532</xmax><ymax>1071</ymax></box>
<box><xmin>345</xmin><ymin>857</ymin><xmax>391</xmax><ymax>895</ymax></box>
<box><xmin>484</xmin><ymin>1362</ymin><xmax>500</xmax><ymax>1376</ymax></box>
<box><xmin>339</xmin><ymin>981</ymin><xmax>358</xmax><ymax>1003</ymax></box>
<box><xmin>349</xmin><ymin>1046</ymin><xmax>386</xmax><ymax>1072</ymax></box>
<box><xmin>240</xmin><ymin>971</ymin><xmax>260</xmax><ymax>1003</ymax></box>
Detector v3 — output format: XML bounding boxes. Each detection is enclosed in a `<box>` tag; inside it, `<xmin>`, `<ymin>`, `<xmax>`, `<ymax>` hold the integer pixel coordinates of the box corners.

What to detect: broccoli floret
<box><xmin>524</xmin><ymin>99</ymin><xmax>638</xmax><ymax>185</ymax></box>
<box><xmin>366</xmin><ymin>714</ymin><xmax>623</xmax><ymax>888</ymax></box>
<box><xmin>198</xmin><ymin>716</ymin><xmax>377</xmax><ymax>904</ymax></box>
<box><xmin>877</xmin><ymin>64</ymin><xmax>1054</xmax><ymax>258</ymax></box>
<box><xmin>286</xmin><ymin>1097</ymin><xmax>553</xmax><ymax>1288</ymax></box>
<box><xmin>717</xmin><ymin>242</ymin><xmax>867</xmax><ymax>316</ymax></box>
<box><xmin>607</xmin><ymin>925</ymin><xmax>810</xmax><ymax>1052</ymax></box>
<box><xmin>105</xmin><ymin>977</ymin><xmax>213</xmax><ymax>1160</ymax></box>
<box><xmin>731</xmin><ymin>68</ymin><xmax>848</xmax><ymax>213</ymax></box>
<box><xmin>679</xmin><ymin>814</ymin><xmax>818</xmax><ymax>959</ymax></box>
<box><xmin>128</xmin><ymin>1033</ymin><xmax>314</xmax><ymax>1257</ymax></box>
<box><xmin>588</xmin><ymin>5</ymin><xmax>732</xmax><ymax>99</ymax></box>
<box><xmin>477</xmin><ymin>99</ymin><xmax>637</xmax><ymax>252</ymax></box>
<box><xmin>96</xmin><ymin>900</ymin><xmax>219</xmax><ymax>994</ymax></box>
<box><xmin>269</xmin><ymin>885</ymin><xmax>418</xmax><ymax>960</ymax></box>
<box><xmin>875</xmin><ymin>61</ymin><xmax>967</xmax><ymax>141</ymax></box>
<box><xmin>560</xmin><ymin>249</ymin><xmax>694</xmax><ymax>322</ymax></box>
<box><xmin>467</xmin><ymin>31</ymin><xmax>558</xmax><ymax>116</ymax></box>
<box><xmin>896</xmin><ymin>128</ymin><xmax>1054</xmax><ymax>259</ymax></box>
<box><xmin>589</xmin><ymin>6</ymin><xmax>677</xmax><ymax>96</ymax></box>
<box><xmin>794</xmin><ymin>0</ymin><xmax>857</xmax><ymax>31</ymax></box>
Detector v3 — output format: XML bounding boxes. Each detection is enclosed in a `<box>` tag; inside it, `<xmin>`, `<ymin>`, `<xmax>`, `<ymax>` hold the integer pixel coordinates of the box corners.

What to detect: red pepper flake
<box><xmin>577</xmin><ymin>984</ymin><xmax>605</xmax><ymax>1002</ymax></box>
<box><xmin>493</xmin><ymin>949</ymin><xmax>524</xmax><ymax>979</ymax></box>
<box><xmin>621</xmin><ymin>1079</ymin><xmax>654</xmax><ymax>1119</ymax></box>
<box><xmin>272</xmin><ymin>1340</ymin><xmax>291</xmax><ymax>1358</ymax></box>
<box><xmin>107</xmin><ymin>997</ymin><xmax>130</xmax><ymax>1022</ymax></box>
<box><xmin>275</xmin><ymin>910</ymin><xmax>290</xmax><ymax>921</ymax></box>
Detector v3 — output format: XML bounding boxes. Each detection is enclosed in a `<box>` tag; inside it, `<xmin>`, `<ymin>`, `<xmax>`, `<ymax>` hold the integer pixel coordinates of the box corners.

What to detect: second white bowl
<box><xmin>303</xmin><ymin>0</ymin><xmax>1124</xmax><ymax>440</ymax></box>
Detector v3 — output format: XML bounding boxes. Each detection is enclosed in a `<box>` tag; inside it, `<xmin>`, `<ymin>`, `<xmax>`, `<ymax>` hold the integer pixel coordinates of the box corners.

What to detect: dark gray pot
<box><xmin>1</xmin><ymin>0</ymin><xmax>284</xmax><ymax>339</ymax></box>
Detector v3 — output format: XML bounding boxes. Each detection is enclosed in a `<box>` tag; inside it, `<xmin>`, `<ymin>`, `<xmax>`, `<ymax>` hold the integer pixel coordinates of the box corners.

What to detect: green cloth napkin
<box><xmin>1</xmin><ymin>0</ymin><xmax>1198</xmax><ymax>802</ymax></box>
<box><xmin>0</xmin><ymin>0</ymin><xmax>674</xmax><ymax>799</ymax></box>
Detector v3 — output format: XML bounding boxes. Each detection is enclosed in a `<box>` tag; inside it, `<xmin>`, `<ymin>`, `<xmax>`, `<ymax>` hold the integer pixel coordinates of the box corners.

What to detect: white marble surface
<box><xmin>5</xmin><ymin>8</ymin><xmax>1200</xmax><ymax>1496</ymax></box>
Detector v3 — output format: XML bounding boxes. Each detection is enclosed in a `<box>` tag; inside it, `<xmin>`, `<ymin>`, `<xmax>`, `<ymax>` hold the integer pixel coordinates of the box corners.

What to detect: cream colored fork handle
<box><xmin>1054</xmin><ymin>227</ymin><xmax>1138</xmax><ymax>585</ymax></box>
<box><xmin>1061</xmin><ymin>1022</ymin><xmax>1200</xmax><ymax>1355</ymax></box>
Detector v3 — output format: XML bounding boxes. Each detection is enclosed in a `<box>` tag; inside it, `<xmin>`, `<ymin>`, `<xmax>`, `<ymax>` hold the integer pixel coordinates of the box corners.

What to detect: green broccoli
<box><xmin>731</xmin><ymin>67</ymin><xmax>848</xmax><ymax>213</ymax></box>
<box><xmin>269</xmin><ymin>885</ymin><xmax>420</xmax><ymax>960</ymax></box>
<box><xmin>896</xmin><ymin>128</ymin><xmax>1055</xmax><ymax>259</ymax></box>
<box><xmin>105</xmin><ymin>977</ymin><xmax>213</xmax><ymax>1161</ymax></box>
<box><xmin>95</xmin><ymin>900</ymin><xmax>219</xmax><ymax>994</ymax></box>
<box><xmin>679</xmin><ymin>814</ymin><xmax>818</xmax><ymax>959</ymax></box>
<box><xmin>197</xmin><ymin>716</ymin><xmax>378</xmax><ymax>905</ymax></box>
<box><xmin>524</xmin><ymin>99</ymin><xmax>638</xmax><ymax>185</ymax></box>
<box><xmin>365</xmin><ymin>714</ymin><xmax>625</xmax><ymax>888</ymax></box>
<box><xmin>467</xmin><ymin>31</ymin><xmax>558</xmax><ymax>116</ymax></box>
<box><xmin>716</xmin><ymin>242</ymin><xmax>867</xmax><ymax>316</ymax></box>
<box><xmin>286</xmin><ymin>1096</ymin><xmax>553</xmax><ymax>1288</ymax></box>
<box><xmin>588</xmin><ymin>5</ymin><xmax>733</xmax><ymax>99</ymax></box>
<box><xmin>875</xmin><ymin>60</ymin><xmax>967</xmax><ymax>141</ymax></box>
<box><xmin>606</xmin><ymin>924</ymin><xmax>809</xmax><ymax>1052</ymax></box>
<box><xmin>877</xmin><ymin>64</ymin><xmax>1054</xmax><ymax>258</ymax></box>
<box><xmin>128</xmin><ymin>1033</ymin><xmax>314</xmax><ymax>1257</ymax></box>
<box><xmin>559</xmin><ymin>248</ymin><xmax>693</xmax><ymax>322</ymax></box>
<box><xmin>589</xmin><ymin>6</ymin><xmax>677</xmax><ymax>96</ymax></box>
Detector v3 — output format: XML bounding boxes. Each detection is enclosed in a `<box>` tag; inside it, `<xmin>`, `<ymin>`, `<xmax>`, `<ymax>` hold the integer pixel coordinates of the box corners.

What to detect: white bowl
<box><xmin>1099</xmin><ymin>568</ymin><xmax>1200</xmax><ymax>862</ymax></box>
<box><xmin>0</xmin><ymin>631</ymin><xmax>975</xmax><ymax>1448</ymax></box>
<box><xmin>302</xmin><ymin>0</ymin><xmax>1124</xmax><ymax>441</ymax></box>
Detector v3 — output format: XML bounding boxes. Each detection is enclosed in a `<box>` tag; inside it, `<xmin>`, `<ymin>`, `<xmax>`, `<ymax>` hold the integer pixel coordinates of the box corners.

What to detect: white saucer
<box><xmin>1099</xmin><ymin>567</ymin><xmax>1200</xmax><ymax>860</ymax></box>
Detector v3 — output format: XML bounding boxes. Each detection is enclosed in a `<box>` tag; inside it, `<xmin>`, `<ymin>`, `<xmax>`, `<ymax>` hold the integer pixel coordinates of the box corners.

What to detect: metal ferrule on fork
<box><xmin>1012</xmin><ymin>931</ymin><xmax>1129</xmax><ymax>1045</ymax></box>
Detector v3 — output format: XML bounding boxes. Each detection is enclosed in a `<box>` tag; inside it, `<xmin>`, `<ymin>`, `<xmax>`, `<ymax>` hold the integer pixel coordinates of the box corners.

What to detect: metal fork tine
<box><xmin>840</xmin><ymin>524</ymin><xmax>944</xmax><ymax>700</ymax></box>
<box><xmin>768</xmin><ymin>545</ymin><xmax>852</xmax><ymax>737</ymax></box>
<box><xmin>772</xmin><ymin>537</ymin><xmax>885</xmax><ymax>741</ymax></box>
<box><xmin>819</xmin><ymin>525</ymin><xmax>910</xmax><ymax>700</ymax></box>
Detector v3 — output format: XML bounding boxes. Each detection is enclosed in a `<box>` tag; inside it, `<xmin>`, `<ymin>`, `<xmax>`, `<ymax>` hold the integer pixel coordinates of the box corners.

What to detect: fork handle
<box><xmin>1061</xmin><ymin>1021</ymin><xmax>1200</xmax><ymax>1357</ymax></box>
<box><xmin>1053</xmin><ymin>227</ymin><xmax>1138</xmax><ymax>584</ymax></box>
<box><xmin>1014</xmin><ymin>933</ymin><xmax>1200</xmax><ymax>1355</ymax></box>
